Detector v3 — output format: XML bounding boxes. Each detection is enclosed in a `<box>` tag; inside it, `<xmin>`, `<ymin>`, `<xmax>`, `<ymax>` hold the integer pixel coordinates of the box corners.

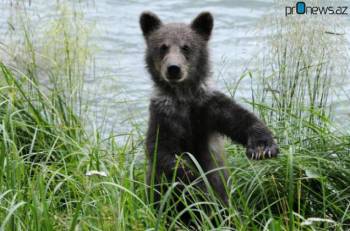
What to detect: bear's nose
<box><xmin>167</xmin><ymin>65</ymin><xmax>181</xmax><ymax>79</ymax></box>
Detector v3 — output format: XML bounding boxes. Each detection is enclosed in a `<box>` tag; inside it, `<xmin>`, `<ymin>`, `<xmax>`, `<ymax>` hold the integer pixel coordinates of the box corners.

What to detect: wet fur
<box><xmin>140</xmin><ymin>11</ymin><xmax>279</xmax><ymax>216</ymax></box>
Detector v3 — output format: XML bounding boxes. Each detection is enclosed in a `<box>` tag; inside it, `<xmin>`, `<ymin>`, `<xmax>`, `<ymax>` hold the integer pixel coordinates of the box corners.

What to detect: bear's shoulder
<box><xmin>150</xmin><ymin>89</ymin><xmax>177</xmax><ymax>115</ymax></box>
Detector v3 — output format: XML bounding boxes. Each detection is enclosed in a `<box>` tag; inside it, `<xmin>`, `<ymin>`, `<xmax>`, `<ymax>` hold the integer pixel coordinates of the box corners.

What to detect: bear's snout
<box><xmin>167</xmin><ymin>65</ymin><xmax>181</xmax><ymax>81</ymax></box>
<box><xmin>160</xmin><ymin>52</ymin><xmax>188</xmax><ymax>83</ymax></box>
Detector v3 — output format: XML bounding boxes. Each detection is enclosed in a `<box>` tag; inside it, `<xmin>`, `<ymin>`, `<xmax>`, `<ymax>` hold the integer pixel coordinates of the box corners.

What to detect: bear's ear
<box><xmin>140</xmin><ymin>11</ymin><xmax>162</xmax><ymax>38</ymax></box>
<box><xmin>191</xmin><ymin>12</ymin><xmax>213</xmax><ymax>41</ymax></box>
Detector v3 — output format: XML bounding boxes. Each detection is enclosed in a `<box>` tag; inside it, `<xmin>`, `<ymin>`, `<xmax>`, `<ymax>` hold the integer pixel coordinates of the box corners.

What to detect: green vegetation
<box><xmin>0</xmin><ymin>2</ymin><xmax>349</xmax><ymax>231</ymax></box>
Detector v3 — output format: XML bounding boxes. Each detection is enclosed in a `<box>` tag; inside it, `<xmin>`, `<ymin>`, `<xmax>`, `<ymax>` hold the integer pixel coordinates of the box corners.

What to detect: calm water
<box><xmin>1</xmin><ymin>1</ymin><xmax>349</xmax><ymax>136</ymax></box>
<box><xmin>83</xmin><ymin>0</ymin><xmax>275</xmax><ymax>135</ymax></box>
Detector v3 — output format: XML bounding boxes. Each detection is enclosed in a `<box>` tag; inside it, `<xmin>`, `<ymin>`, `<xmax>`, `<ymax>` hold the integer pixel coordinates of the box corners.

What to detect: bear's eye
<box><xmin>181</xmin><ymin>45</ymin><xmax>190</xmax><ymax>53</ymax></box>
<box><xmin>160</xmin><ymin>44</ymin><xmax>169</xmax><ymax>53</ymax></box>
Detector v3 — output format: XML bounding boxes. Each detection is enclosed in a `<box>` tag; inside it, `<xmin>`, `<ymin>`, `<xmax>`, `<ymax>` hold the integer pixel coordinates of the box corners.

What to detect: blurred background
<box><xmin>1</xmin><ymin>0</ymin><xmax>349</xmax><ymax>138</ymax></box>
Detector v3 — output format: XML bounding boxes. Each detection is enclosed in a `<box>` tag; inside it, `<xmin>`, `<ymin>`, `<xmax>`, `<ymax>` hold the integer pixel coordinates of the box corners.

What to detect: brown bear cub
<box><xmin>140</xmin><ymin>11</ymin><xmax>278</xmax><ymax>211</ymax></box>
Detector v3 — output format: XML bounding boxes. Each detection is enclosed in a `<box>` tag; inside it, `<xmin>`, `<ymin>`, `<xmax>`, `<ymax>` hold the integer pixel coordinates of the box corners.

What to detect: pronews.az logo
<box><xmin>285</xmin><ymin>1</ymin><xmax>348</xmax><ymax>16</ymax></box>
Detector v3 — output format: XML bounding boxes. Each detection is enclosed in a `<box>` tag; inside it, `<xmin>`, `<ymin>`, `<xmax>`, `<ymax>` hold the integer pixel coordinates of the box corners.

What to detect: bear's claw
<box><xmin>246</xmin><ymin>143</ymin><xmax>279</xmax><ymax>160</ymax></box>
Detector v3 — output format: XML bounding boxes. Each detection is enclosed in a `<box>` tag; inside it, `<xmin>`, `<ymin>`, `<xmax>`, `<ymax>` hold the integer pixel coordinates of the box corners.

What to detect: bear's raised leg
<box><xmin>206</xmin><ymin>91</ymin><xmax>279</xmax><ymax>159</ymax></box>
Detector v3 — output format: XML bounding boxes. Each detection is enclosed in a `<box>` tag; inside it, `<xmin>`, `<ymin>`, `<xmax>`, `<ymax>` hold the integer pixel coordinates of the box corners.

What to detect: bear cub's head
<box><xmin>140</xmin><ymin>11</ymin><xmax>213</xmax><ymax>86</ymax></box>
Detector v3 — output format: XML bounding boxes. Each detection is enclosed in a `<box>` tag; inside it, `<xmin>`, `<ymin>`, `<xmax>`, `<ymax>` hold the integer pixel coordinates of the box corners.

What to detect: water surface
<box><xmin>1</xmin><ymin>1</ymin><xmax>349</xmax><ymax>136</ymax></box>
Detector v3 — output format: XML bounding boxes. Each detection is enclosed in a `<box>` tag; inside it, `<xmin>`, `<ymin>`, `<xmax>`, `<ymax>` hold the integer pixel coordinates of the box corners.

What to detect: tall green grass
<box><xmin>0</xmin><ymin>1</ymin><xmax>350</xmax><ymax>230</ymax></box>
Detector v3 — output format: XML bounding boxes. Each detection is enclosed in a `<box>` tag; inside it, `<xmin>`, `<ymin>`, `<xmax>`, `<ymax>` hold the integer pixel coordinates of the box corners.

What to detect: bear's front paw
<box><xmin>246</xmin><ymin>140</ymin><xmax>279</xmax><ymax>160</ymax></box>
